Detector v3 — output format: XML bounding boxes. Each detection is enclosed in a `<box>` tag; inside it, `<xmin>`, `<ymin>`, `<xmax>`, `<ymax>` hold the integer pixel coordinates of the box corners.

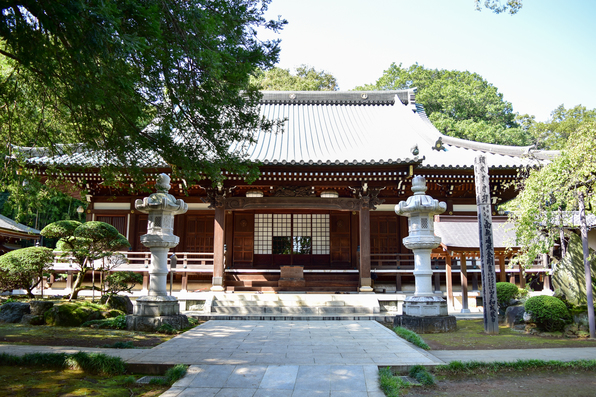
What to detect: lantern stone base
<box><xmin>127</xmin><ymin>296</ymin><xmax>188</xmax><ymax>332</ymax></box>
<box><xmin>403</xmin><ymin>295</ymin><xmax>449</xmax><ymax>317</ymax></box>
<box><xmin>394</xmin><ymin>314</ymin><xmax>457</xmax><ymax>334</ymax></box>
<box><xmin>134</xmin><ymin>295</ymin><xmax>181</xmax><ymax>317</ymax></box>
<box><xmin>126</xmin><ymin>314</ymin><xmax>189</xmax><ymax>332</ymax></box>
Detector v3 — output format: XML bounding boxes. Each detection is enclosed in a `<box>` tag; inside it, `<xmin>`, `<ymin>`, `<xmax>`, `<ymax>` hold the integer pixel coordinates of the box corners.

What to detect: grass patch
<box><xmin>0</xmin><ymin>322</ymin><xmax>173</xmax><ymax>348</ymax></box>
<box><xmin>420</xmin><ymin>319</ymin><xmax>596</xmax><ymax>350</ymax></box>
<box><xmin>436</xmin><ymin>359</ymin><xmax>596</xmax><ymax>375</ymax></box>
<box><xmin>0</xmin><ymin>352</ymin><xmax>126</xmax><ymax>375</ymax></box>
<box><xmin>165</xmin><ymin>364</ymin><xmax>189</xmax><ymax>384</ymax></box>
<box><xmin>82</xmin><ymin>314</ymin><xmax>128</xmax><ymax>329</ymax></box>
<box><xmin>378</xmin><ymin>367</ymin><xmax>411</xmax><ymax>397</ymax></box>
<box><xmin>409</xmin><ymin>364</ymin><xmax>435</xmax><ymax>386</ymax></box>
<box><xmin>0</xmin><ymin>364</ymin><xmax>169</xmax><ymax>396</ymax></box>
<box><xmin>393</xmin><ymin>327</ymin><xmax>430</xmax><ymax>350</ymax></box>
<box><xmin>102</xmin><ymin>341</ymin><xmax>135</xmax><ymax>349</ymax></box>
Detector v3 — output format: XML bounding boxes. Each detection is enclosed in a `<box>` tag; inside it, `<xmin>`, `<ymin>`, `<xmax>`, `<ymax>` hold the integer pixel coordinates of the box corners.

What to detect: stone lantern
<box><xmin>395</xmin><ymin>176</ymin><xmax>452</xmax><ymax>324</ymax></box>
<box><xmin>126</xmin><ymin>173</ymin><xmax>189</xmax><ymax>331</ymax></box>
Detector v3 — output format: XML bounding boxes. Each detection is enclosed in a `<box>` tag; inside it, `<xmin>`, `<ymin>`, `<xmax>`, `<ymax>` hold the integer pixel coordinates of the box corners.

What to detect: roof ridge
<box><xmin>259</xmin><ymin>90</ymin><xmax>412</xmax><ymax>105</ymax></box>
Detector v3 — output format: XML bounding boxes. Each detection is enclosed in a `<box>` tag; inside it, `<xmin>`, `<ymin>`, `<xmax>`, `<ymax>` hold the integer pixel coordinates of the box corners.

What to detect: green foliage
<box><xmin>105</xmin><ymin>271</ymin><xmax>143</xmax><ymax>296</ymax></box>
<box><xmin>552</xmin><ymin>233</ymin><xmax>596</xmax><ymax>306</ymax></box>
<box><xmin>474</xmin><ymin>0</ymin><xmax>522</xmax><ymax>15</ymax></box>
<box><xmin>157</xmin><ymin>323</ymin><xmax>177</xmax><ymax>335</ymax></box>
<box><xmin>436</xmin><ymin>359</ymin><xmax>596</xmax><ymax>375</ymax></box>
<box><xmin>504</xmin><ymin>121</ymin><xmax>596</xmax><ymax>267</ymax></box>
<box><xmin>165</xmin><ymin>364</ymin><xmax>188</xmax><ymax>384</ymax></box>
<box><xmin>0</xmin><ymin>182</ymin><xmax>86</xmax><ymax>233</ymax></box>
<box><xmin>0</xmin><ymin>352</ymin><xmax>126</xmax><ymax>375</ymax></box>
<box><xmin>529</xmin><ymin>105</ymin><xmax>596</xmax><ymax>150</ymax></box>
<box><xmin>378</xmin><ymin>367</ymin><xmax>411</xmax><ymax>397</ymax></box>
<box><xmin>524</xmin><ymin>295</ymin><xmax>571</xmax><ymax>332</ymax></box>
<box><xmin>81</xmin><ymin>314</ymin><xmax>127</xmax><ymax>330</ymax></box>
<box><xmin>355</xmin><ymin>63</ymin><xmax>530</xmax><ymax>146</ymax></box>
<box><xmin>496</xmin><ymin>282</ymin><xmax>521</xmax><ymax>309</ymax></box>
<box><xmin>408</xmin><ymin>365</ymin><xmax>435</xmax><ymax>386</ymax></box>
<box><xmin>65</xmin><ymin>352</ymin><xmax>126</xmax><ymax>375</ymax></box>
<box><xmin>41</xmin><ymin>221</ymin><xmax>130</xmax><ymax>299</ymax></box>
<box><xmin>393</xmin><ymin>327</ymin><xmax>431</xmax><ymax>350</ymax></box>
<box><xmin>102</xmin><ymin>341</ymin><xmax>135</xmax><ymax>349</ymax></box>
<box><xmin>1</xmin><ymin>1</ymin><xmax>286</xmax><ymax>189</ymax></box>
<box><xmin>251</xmin><ymin>64</ymin><xmax>338</xmax><ymax>91</ymax></box>
<box><xmin>0</xmin><ymin>246</ymin><xmax>54</xmax><ymax>297</ymax></box>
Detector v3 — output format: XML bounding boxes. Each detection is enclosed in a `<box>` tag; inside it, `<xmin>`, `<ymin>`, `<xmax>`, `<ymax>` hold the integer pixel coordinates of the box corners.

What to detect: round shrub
<box><xmin>496</xmin><ymin>282</ymin><xmax>520</xmax><ymax>309</ymax></box>
<box><xmin>524</xmin><ymin>295</ymin><xmax>571</xmax><ymax>332</ymax></box>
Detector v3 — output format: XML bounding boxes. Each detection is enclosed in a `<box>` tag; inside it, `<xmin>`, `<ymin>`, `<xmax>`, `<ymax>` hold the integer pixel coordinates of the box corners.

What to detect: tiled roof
<box><xmin>17</xmin><ymin>90</ymin><xmax>556</xmax><ymax>170</ymax></box>
<box><xmin>0</xmin><ymin>214</ymin><xmax>40</xmax><ymax>236</ymax></box>
<box><xmin>434</xmin><ymin>219</ymin><xmax>518</xmax><ymax>249</ymax></box>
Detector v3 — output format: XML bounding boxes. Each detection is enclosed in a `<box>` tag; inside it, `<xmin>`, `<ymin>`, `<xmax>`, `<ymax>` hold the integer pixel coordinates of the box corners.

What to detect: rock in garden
<box><xmin>505</xmin><ymin>306</ymin><xmax>526</xmax><ymax>328</ymax></box>
<box><xmin>29</xmin><ymin>300</ymin><xmax>54</xmax><ymax>316</ymax></box>
<box><xmin>0</xmin><ymin>302</ymin><xmax>30</xmax><ymax>323</ymax></box>
<box><xmin>101</xmin><ymin>295</ymin><xmax>134</xmax><ymax>314</ymax></box>
<box><xmin>44</xmin><ymin>304</ymin><xmax>94</xmax><ymax>327</ymax></box>
<box><xmin>20</xmin><ymin>314</ymin><xmax>45</xmax><ymax>326</ymax></box>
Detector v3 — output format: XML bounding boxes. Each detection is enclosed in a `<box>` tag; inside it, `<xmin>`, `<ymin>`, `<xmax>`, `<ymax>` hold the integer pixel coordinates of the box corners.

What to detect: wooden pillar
<box><xmin>211</xmin><ymin>205</ymin><xmax>225</xmax><ymax>291</ymax></box>
<box><xmin>181</xmin><ymin>273</ymin><xmax>188</xmax><ymax>293</ymax></box>
<box><xmin>359</xmin><ymin>207</ymin><xmax>373</xmax><ymax>292</ymax></box>
<box><xmin>433</xmin><ymin>259</ymin><xmax>441</xmax><ymax>292</ymax></box>
<box><xmin>472</xmin><ymin>258</ymin><xmax>479</xmax><ymax>291</ymax></box>
<box><xmin>445</xmin><ymin>253</ymin><xmax>454</xmax><ymax>308</ymax></box>
<box><xmin>498</xmin><ymin>253</ymin><xmax>506</xmax><ymax>282</ymax></box>
<box><xmin>66</xmin><ymin>271</ymin><xmax>73</xmax><ymax>291</ymax></box>
<box><xmin>518</xmin><ymin>263</ymin><xmax>525</xmax><ymax>288</ymax></box>
<box><xmin>395</xmin><ymin>273</ymin><xmax>402</xmax><ymax>292</ymax></box>
<box><xmin>142</xmin><ymin>272</ymin><xmax>149</xmax><ymax>292</ymax></box>
<box><xmin>460</xmin><ymin>253</ymin><xmax>470</xmax><ymax>313</ymax></box>
<box><xmin>49</xmin><ymin>273</ymin><xmax>55</xmax><ymax>284</ymax></box>
<box><xmin>509</xmin><ymin>255</ymin><xmax>516</xmax><ymax>284</ymax></box>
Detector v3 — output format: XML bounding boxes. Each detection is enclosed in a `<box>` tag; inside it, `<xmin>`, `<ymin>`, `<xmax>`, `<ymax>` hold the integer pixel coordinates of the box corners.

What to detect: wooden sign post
<box><xmin>474</xmin><ymin>155</ymin><xmax>499</xmax><ymax>334</ymax></box>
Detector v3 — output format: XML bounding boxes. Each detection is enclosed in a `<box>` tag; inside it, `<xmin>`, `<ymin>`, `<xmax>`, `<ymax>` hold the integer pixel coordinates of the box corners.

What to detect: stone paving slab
<box><xmin>432</xmin><ymin>347</ymin><xmax>596</xmax><ymax>363</ymax></box>
<box><xmin>127</xmin><ymin>320</ymin><xmax>443</xmax><ymax>366</ymax></box>
<box><xmin>164</xmin><ymin>364</ymin><xmax>386</xmax><ymax>397</ymax></box>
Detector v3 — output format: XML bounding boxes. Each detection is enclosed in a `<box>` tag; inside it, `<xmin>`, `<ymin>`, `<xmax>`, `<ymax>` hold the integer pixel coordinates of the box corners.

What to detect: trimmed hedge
<box><xmin>496</xmin><ymin>282</ymin><xmax>520</xmax><ymax>309</ymax></box>
<box><xmin>524</xmin><ymin>295</ymin><xmax>571</xmax><ymax>332</ymax></box>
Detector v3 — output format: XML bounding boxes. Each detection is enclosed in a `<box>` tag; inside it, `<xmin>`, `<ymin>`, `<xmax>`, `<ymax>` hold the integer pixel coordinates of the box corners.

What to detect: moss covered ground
<box><xmin>0</xmin><ymin>323</ymin><xmax>174</xmax><ymax>348</ymax></box>
<box><xmin>0</xmin><ymin>365</ymin><xmax>168</xmax><ymax>396</ymax></box>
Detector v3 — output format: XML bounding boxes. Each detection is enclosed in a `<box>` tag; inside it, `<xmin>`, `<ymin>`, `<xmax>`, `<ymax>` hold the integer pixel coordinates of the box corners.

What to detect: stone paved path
<box><xmin>127</xmin><ymin>320</ymin><xmax>441</xmax><ymax>366</ymax></box>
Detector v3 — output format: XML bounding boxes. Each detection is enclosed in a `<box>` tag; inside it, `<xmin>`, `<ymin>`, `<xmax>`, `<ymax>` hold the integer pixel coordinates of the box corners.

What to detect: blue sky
<box><xmin>261</xmin><ymin>0</ymin><xmax>596</xmax><ymax>122</ymax></box>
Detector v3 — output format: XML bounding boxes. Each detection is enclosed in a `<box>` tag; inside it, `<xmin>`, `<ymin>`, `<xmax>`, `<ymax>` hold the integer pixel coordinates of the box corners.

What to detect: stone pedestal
<box><xmin>403</xmin><ymin>295</ymin><xmax>448</xmax><ymax>316</ymax></box>
<box><xmin>278</xmin><ymin>266</ymin><xmax>306</xmax><ymax>290</ymax></box>
<box><xmin>394</xmin><ymin>314</ymin><xmax>456</xmax><ymax>334</ymax></box>
<box><xmin>126</xmin><ymin>174</ymin><xmax>189</xmax><ymax>332</ymax></box>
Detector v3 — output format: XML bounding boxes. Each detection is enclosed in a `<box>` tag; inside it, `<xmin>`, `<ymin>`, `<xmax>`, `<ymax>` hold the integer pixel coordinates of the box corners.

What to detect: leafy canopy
<box><xmin>504</xmin><ymin>120</ymin><xmax>596</xmax><ymax>265</ymax></box>
<box><xmin>41</xmin><ymin>220</ymin><xmax>130</xmax><ymax>299</ymax></box>
<box><xmin>0</xmin><ymin>246</ymin><xmax>54</xmax><ymax>297</ymax></box>
<box><xmin>0</xmin><ymin>0</ymin><xmax>286</xmax><ymax>188</ymax></box>
<box><xmin>527</xmin><ymin>105</ymin><xmax>596</xmax><ymax>150</ymax></box>
<box><xmin>355</xmin><ymin>63</ymin><xmax>531</xmax><ymax>146</ymax></box>
<box><xmin>475</xmin><ymin>0</ymin><xmax>522</xmax><ymax>14</ymax></box>
<box><xmin>251</xmin><ymin>65</ymin><xmax>339</xmax><ymax>91</ymax></box>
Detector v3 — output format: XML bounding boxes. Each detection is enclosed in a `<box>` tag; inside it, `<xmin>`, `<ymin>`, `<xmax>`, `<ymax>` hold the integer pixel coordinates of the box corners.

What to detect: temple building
<box><xmin>20</xmin><ymin>90</ymin><xmax>556</xmax><ymax>296</ymax></box>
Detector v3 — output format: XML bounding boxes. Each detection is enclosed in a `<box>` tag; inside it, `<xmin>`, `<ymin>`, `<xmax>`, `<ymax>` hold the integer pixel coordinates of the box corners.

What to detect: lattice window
<box><xmin>421</xmin><ymin>217</ymin><xmax>428</xmax><ymax>229</ymax></box>
<box><xmin>312</xmin><ymin>214</ymin><xmax>330</xmax><ymax>254</ymax></box>
<box><xmin>254</xmin><ymin>214</ymin><xmax>272</xmax><ymax>254</ymax></box>
<box><xmin>254</xmin><ymin>213</ymin><xmax>329</xmax><ymax>255</ymax></box>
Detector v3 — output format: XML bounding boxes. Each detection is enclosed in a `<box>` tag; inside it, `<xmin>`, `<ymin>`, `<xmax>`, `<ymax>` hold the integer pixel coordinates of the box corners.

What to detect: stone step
<box><xmin>211</xmin><ymin>306</ymin><xmax>375</xmax><ymax>315</ymax></box>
